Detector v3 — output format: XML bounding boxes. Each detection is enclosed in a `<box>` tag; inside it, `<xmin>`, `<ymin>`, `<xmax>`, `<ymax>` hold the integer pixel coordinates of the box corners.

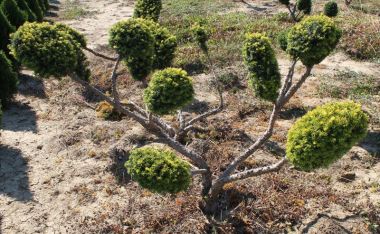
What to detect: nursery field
<box><xmin>0</xmin><ymin>0</ymin><xmax>379</xmax><ymax>233</ymax></box>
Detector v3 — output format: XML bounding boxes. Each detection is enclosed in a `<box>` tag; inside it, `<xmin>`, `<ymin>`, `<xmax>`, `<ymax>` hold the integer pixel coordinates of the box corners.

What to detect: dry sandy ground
<box><xmin>0</xmin><ymin>0</ymin><xmax>379</xmax><ymax>233</ymax></box>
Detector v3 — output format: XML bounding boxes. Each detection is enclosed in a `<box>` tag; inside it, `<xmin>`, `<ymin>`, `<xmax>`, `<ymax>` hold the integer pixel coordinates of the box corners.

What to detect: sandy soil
<box><xmin>0</xmin><ymin>0</ymin><xmax>379</xmax><ymax>233</ymax></box>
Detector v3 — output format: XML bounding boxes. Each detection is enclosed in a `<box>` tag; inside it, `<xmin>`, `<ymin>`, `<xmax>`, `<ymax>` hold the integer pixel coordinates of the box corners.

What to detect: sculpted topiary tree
<box><xmin>15</xmin><ymin>0</ymin><xmax>36</xmax><ymax>22</ymax></box>
<box><xmin>133</xmin><ymin>0</ymin><xmax>162</xmax><ymax>22</ymax></box>
<box><xmin>9</xmin><ymin>15</ymin><xmax>369</xmax><ymax>214</ymax></box>
<box><xmin>26</xmin><ymin>0</ymin><xmax>43</xmax><ymax>21</ymax></box>
<box><xmin>1</xmin><ymin>0</ymin><xmax>27</xmax><ymax>28</ymax></box>
<box><xmin>278</xmin><ymin>0</ymin><xmax>312</xmax><ymax>22</ymax></box>
<box><xmin>0</xmin><ymin>50</ymin><xmax>18</xmax><ymax>106</ymax></box>
<box><xmin>324</xmin><ymin>1</ymin><xmax>339</xmax><ymax>17</ymax></box>
<box><xmin>0</xmin><ymin>9</ymin><xmax>15</xmax><ymax>53</ymax></box>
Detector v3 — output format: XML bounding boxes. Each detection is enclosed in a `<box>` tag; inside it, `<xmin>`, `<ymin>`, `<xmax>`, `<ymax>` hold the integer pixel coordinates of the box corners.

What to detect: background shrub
<box><xmin>277</xmin><ymin>29</ymin><xmax>289</xmax><ymax>51</ymax></box>
<box><xmin>287</xmin><ymin>15</ymin><xmax>341</xmax><ymax>66</ymax></box>
<box><xmin>15</xmin><ymin>0</ymin><xmax>36</xmax><ymax>22</ymax></box>
<box><xmin>0</xmin><ymin>9</ymin><xmax>15</xmax><ymax>53</ymax></box>
<box><xmin>133</xmin><ymin>0</ymin><xmax>162</xmax><ymax>22</ymax></box>
<box><xmin>324</xmin><ymin>1</ymin><xmax>338</xmax><ymax>17</ymax></box>
<box><xmin>109</xmin><ymin>18</ymin><xmax>155</xmax><ymax>81</ymax></box>
<box><xmin>191</xmin><ymin>23</ymin><xmax>209</xmax><ymax>53</ymax></box>
<box><xmin>243</xmin><ymin>33</ymin><xmax>281</xmax><ymax>102</ymax></box>
<box><xmin>10</xmin><ymin>22</ymin><xmax>89</xmax><ymax>80</ymax></box>
<box><xmin>27</xmin><ymin>0</ymin><xmax>43</xmax><ymax>21</ymax></box>
<box><xmin>125</xmin><ymin>147</ymin><xmax>191</xmax><ymax>194</ymax></box>
<box><xmin>143</xmin><ymin>68</ymin><xmax>194</xmax><ymax>115</ymax></box>
<box><xmin>296</xmin><ymin>0</ymin><xmax>312</xmax><ymax>14</ymax></box>
<box><xmin>0</xmin><ymin>50</ymin><xmax>18</xmax><ymax>106</ymax></box>
<box><xmin>1</xmin><ymin>0</ymin><xmax>27</xmax><ymax>28</ymax></box>
<box><xmin>286</xmin><ymin>101</ymin><xmax>368</xmax><ymax>171</ymax></box>
<box><xmin>37</xmin><ymin>0</ymin><xmax>45</xmax><ymax>12</ymax></box>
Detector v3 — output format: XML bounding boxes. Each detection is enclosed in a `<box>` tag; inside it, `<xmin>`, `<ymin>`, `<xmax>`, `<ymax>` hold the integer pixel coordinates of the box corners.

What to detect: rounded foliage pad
<box><xmin>324</xmin><ymin>1</ymin><xmax>339</xmax><ymax>17</ymax></box>
<box><xmin>243</xmin><ymin>33</ymin><xmax>281</xmax><ymax>102</ymax></box>
<box><xmin>144</xmin><ymin>68</ymin><xmax>194</xmax><ymax>115</ymax></box>
<box><xmin>133</xmin><ymin>0</ymin><xmax>162</xmax><ymax>22</ymax></box>
<box><xmin>125</xmin><ymin>147</ymin><xmax>191</xmax><ymax>194</ymax></box>
<box><xmin>286</xmin><ymin>101</ymin><xmax>368</xmax><ymax>171</ymax></box>
<box><xmin>10</xmin><ymin>22</ymin><xmax>89</xmax><ymax>80</ymax></box>
<box><xmin>109</xmin><ymin>18</ymin><xmax>155</xmax><ymax>81</ymax></box>
<box><xmin>287</xmin><ymin>15</ymin><xmax>341</xmax><ymax>66</ymax></box>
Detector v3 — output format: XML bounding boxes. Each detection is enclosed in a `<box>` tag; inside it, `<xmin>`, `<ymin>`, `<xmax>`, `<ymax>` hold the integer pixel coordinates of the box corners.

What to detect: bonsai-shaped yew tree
<box><xmin>9</xmin><ymin>15</ymin><xmax>369</xmax><ymax>211</ymax></box>
<box><xmin>278</xmin><ymin>0</ymin><xmax>312</xmax><ymax>22</ymax></box>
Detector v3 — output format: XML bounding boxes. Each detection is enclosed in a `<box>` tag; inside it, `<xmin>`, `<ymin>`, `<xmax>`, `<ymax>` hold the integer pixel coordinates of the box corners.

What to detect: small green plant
<box><xmin>144</xmin><ymin>68</ymin><xmax>194</xmax><ymax>115</ymax></box>
<box><xmin>109</xmin><ymin>18</ymin><xmax>155</xmax><ymax>81</ymax></box>
<box><xmin>287</xmin><ymin>15</ymin><xmax>341</xmax><ymax>66</ymax></box>
<box><xmin>191</xmin><ymin>22</ymin><xmax>209</xmax><ymax>53</ymax></box>
<box><xmin>125</xmin><ymin>147</ymin><xmax>191</xmax><ymax>194</ymax></box>
<box><xmin>95</xmin><ymin>101</ymin><xmax>123</xmax><ymax>121</ymax></box>
<box><xmin>296</xmin><ymin>0</ymin><xmax>311</xmax><ymax>15</ymax></box>
<box><xmin>15</xmin><ymin>0</ymin><xmax>37</xmax><ymax>22</ymax></box>
<box><xmin>243</xmin><ymin>33</ymin><xmax>281</xmax><ymax>102</ymax></box>
<box><xmin>27</xmin><ymin>0</ymin><xmax>44</xmax><ymax>21</ymax></box>
<box><xmin>0</xmin><ymin>9</ymin><xmax>15</xmax><ymax>52</ymax></box>
<box><xmin>277</xmin><ymin>29</ymin><xmax>289</xmax><ymax>51</ymax></box>
<box><xmin>324</xmin><ymin>1</ymin><xmax>338</xmax><ymax>17</ymax></box>
<box><xmin>286</xmin><ymin>101</ymin><xmax>368</xmax><ymax>171</ymax></box>
<box><xmin>10</xmin><ymin>22</ymin><xmax>90</xmax><ymax>80</ymax></box>
<box><xmin>0</xmin><ymin>50</ymin><xmax>18</xmax><ymax>106</ymax></box>
<box><xmin>278</xmin><ymin>0</ymin><xmax>312</xmax><ymax>22</ymax></box>
<box><xmin>133</xmin><ymin>0</ymin><xmax>162</xmax><ymax>22</ymax></box>
<box><xmin>1</xmin><ymin>0</ymin><xmax>27</xmax><ymax>28</ymax></box>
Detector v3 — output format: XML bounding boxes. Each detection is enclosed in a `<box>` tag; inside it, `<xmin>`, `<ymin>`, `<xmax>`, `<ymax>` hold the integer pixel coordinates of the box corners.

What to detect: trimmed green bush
<box><xmin>324</xmin><ymin>1</ymin><xmax>338</xmax><ymax>17</ymax></box>
<box><xmin>144</xmin><ymin>68</ymin><xmax>194</xmax><ymax>115</ymax></box>
<box><xmin>1</xmin><ymin>0</ymin><xmax>27</xmax><ymax>28</ymax></box>
<box><xmin>27</xmin><ymin>0</ymin><xmax>43</xmax><ymax>21</ymax></box>
<box><xmin>287</xmin><ymin>15</ymin><xmax>341</xmax><ymax>66</ymax></box>
<box><xmin>109</xmin><ymin>18</ymin><xmax>155</xmax><ymax>81</ymax></box>
<box><xmin>243</xmin><ymin>33</ymin><xmax>281</xmax><ymax>102</ymax></box>
<box><xmin>279</xmin><ymin>0</ymin><xmax>290</xmax><ymax>5</ymax></box>
<box><xmin>0</xmin><ymin>50</ymin><xmax>18</xmax><ymax>106</ymax></box>
<box><xmin>133</xmin><ymin>0</ymin><xmax>162</xmax><ymax>22</ymax></box>
<box><xmin>286</xmin><ymin>101</ymin><xmax>368</xmax><ymax>171</ymax></box>
<box><xmin>15</xmin><ymin>0</ymin><xmax>37</xmax><ymax>22</ymax></box>
<box><xmin>144</xmin><ymin>20</ymin><xmax>177</xmax><ymax>69</ymax></box>
<box><xmin>125</xmin><ymin>147</ymin><xmax>191</xmax><ymax>194</ymax></box>
<box><xmin>10</xmin><ymin>22</ymin><xmax>90</xmax><ymax>80</ymax></box>
<box><xmin>277</xmin><ymin>29</ymin><xmax>289</xmax><ymax>52</ymax></box>
<box><xmin>191</xmin><ymin>23</ymin><xmax>209</xmax><ymax>53</ymax></box>
<box><xmin>297</xmin><ymin>0</ymin><xmax>312</xmax><ymax>14</ymax></box>
<box><xmin>54</xmin><ymin>23</ymin><xmax>87</xmax><ymax>47</ymax></box>
<box><xmin>0</xmin><ymin>10</ymin><xmax>15</xmax><ymax>52</ymax></box>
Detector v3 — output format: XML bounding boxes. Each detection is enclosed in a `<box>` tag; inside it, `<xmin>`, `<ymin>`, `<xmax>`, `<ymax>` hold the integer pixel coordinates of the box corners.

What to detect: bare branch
<box><xmin>111</xmin><ymin>56</ymin><xmax>122</xmax><ymax>103</ymax></box>
<box><xmin>221</xmin><ymin>158</ymin><xmax>287</xmax><ymax>183</ymax></box>
<box><xmin>84</xmin><ymin>47</ymin><xmax>118</xmax><ymax>61</ymax></box>
<box><xmin>191</xmin><ymin>169</ymin><xmax>208</xmax><ymax>176</ymax></box>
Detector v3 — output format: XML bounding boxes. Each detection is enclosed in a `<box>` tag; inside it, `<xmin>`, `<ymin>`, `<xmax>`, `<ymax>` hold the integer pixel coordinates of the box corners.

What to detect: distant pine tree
<box><xmin>27</xmin><ymin>0</ymin><xmax>43</xmax><ymax>21</ymax></box>
<box><xmin>15</xmin><ymin>0</ymin><xmax>36</xmax><ymax>21</ymax></box>
<box><xmin>0</xmin><ymin>9</ymin><xmax>16</xmax><ymax>53</ymax></box>
<box><xmin>1</xmin><ymin>0</ymin><xmax>27</xmax><ymax>28</ymax></box>
<box><xmin>0</xmin><ymin>50</ymin><xmax>18</xmax><ymax>106</ymax></box>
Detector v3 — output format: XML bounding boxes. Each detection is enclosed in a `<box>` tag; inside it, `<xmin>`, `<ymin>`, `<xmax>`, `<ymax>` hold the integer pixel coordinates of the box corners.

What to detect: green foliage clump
<box><xmin>95</xmin><ymin>101</ymin><xmax>123</xmax><ymax>121</ymax></box>
<box><xmin>191</xmin><ymin>23</ymin><xmax>209</xmax><ymax>53</ymax></box>
<box><xmin>144</xmin><ymin>68</ymin><xmax>194</xmax><ymax>115</ymax></box>
<box><xmin>0</xmin><ymin>50</ymin><xmax>18</xmax><ymax>106</ymax></box>
<box><xmin>324</xmin><ymin>1</ymin><xmax>338</xmax><ymax>17</ymax></box>
<box><xmin>243</xmin><ymin>33</ymin><xmax>281</xmax><ymax>102</ymax></box>
<box><xmin>0</xmin><ymin>10</ymin><xmax>15</xmax><ymax>52</ymax></box>
<box><xmin>133</xmin><ymin>0</ymin><xmax>162</xmax><ymax>22</ymax></box>
<box><xmin>287</xmin><ymin>15</ymin><xmax>341</xmax><ymax>66</ymax></box>
<box><xmin>277</xmin><ymin>29</ymin><xmax>289</xmax><ymax>52</ymax></box>
<box><xmin>54</xmin><ymin>23</ymin><xmax>87</xmax><ymax>47</ymax></box>
<box><xmin>27</xmin><ymin>0</ymin><xmax>44</xmax><ymax>21</ymax></box>
<box><xmin>15</xmin><ymin>0</ymin><xmax>37</xmax><ymax>22</ymax></box>
<box><xmin>109</xmin><ymin>18</ymin><xmax>155</xmax><ymax>81</ymax></box>
<box><xmin>10</xmin><ymin>22</ymin><xmax>90</xmax><ymax>80</ymax></box>
<box><xmin>37</xmin><ymin>0</ymin><xmax>45</xmax><ymax>12</ymax></box>
<box><xmin>279</xmin><ymin>0</ymin><xmax>290</xmax><ymax>5</ymax></box>
<box><xmin>125</xmin><ymin>147</ymin><xmax>191</xmax><ymax>194</ymax></box>
<box><xmin>286</xmin><ymin>101</ymin><xmax>368</xmax><ymax>171</ymax></box>
<box><xmin>296</xmin><ymin>0</ymin><xmax>312</xmax><ymax>14</ymax></box>
<box><xmin>43</xmin><ymin>0</ymin><xmax>49</xmax><ymax>11</ymax></box>
<box><xmin>1</xmin><ymin>0</ymin><xmax>27</xmax><ymax>28</ymax></box>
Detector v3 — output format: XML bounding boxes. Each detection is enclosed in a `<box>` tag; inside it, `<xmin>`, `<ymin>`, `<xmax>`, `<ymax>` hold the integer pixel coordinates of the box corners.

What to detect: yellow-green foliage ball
<box><xmin>133</xmin><ymin>0</ymin><xmax>162</xmax><ymax>22</ymax></box>
<box><xmin>109</xmin><ymin>18</ymin><xmax>155</xmax><ymax>81</ymax></box>
<box><xmin>10</xmin><ymin>22</ymin><xmax>90</xmax><ymax>80</ymax></box>
<box><xmin>144</xmin><ymin>68</ymin><xmax>194</xmax><ymax>115</ymax></box>
<box><xmin>125</xmin><ymin>147</ymin><xmax>191</xmax><ymax>194</ymax></box>
<box><xmin>243</xmin><ymin>33</ymin><xmax>281</xmax><ymax>102</ymax></box>
<box><xmin>286</xmin><ymin>101</ymin><xmax>368</xmax><ymax>171</ymax></box>
<box><xmin>286</xmin><ymin>15</ymin><xmax>341</xmax><ymax>66</ymax></box>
